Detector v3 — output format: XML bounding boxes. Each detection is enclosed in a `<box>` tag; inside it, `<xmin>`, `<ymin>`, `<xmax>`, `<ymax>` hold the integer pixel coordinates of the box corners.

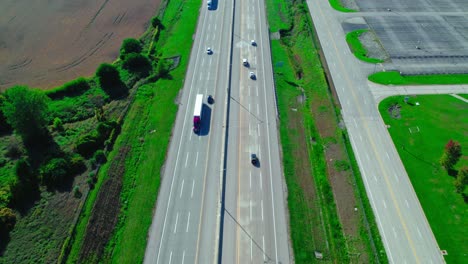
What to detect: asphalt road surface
<box><xmin>306</xmin><ymin>0</ymin><xmax>467</xmax><ymax>263</ymax></box>
<box><xmin>220</xmin><ymin>0</ymin><xmax>291</xmax><ymax>263</ymax></box>
<box><xmin>144</xmin><ymin>1</ymin><xmax>233</xmax><ymax>263</ymax></box>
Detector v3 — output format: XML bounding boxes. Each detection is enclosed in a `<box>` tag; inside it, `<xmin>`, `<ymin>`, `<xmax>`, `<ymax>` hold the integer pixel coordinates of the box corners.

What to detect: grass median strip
<box><xmin>369</xmin><ymin>71</ymin><xmax>468</xmax><ymax>85</ymax></box>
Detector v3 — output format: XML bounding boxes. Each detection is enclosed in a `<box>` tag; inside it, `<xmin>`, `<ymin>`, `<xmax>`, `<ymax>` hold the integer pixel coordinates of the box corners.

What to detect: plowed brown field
<box><xmin>0</xmin><ymin>0</ymin><xmax>160</xmax><ymax>91</ymax></box>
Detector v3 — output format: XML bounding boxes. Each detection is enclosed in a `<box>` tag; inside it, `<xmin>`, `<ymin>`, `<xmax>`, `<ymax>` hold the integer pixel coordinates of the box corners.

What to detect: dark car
<box><xmin>251</xmin><ymin>154</ymin><xmax>259</xmax><ymax>166</ymax></box>
<box><xmin>207</xmin><ymin>95</ymin><xmax>214</xmax><ymax>104</ymax></box>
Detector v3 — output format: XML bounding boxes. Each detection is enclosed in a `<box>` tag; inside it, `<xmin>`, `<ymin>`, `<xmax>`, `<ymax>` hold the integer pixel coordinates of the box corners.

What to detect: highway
<box><xmin>220</xmin><ymin>0</ymin><xmax>291</xmax><ymax>263</ymax></box>
<box><xmin>305</xmin><ymin>0</ymin><xmax>461</xmax><ymax>263</ymax></box>
<box><xmin>144</xmin><ymin>1</ymin><xmax>233</xmax><ymax>263</ymax></box>
<box><xmin>144</xmin><ymin>0</ymin><xmax>291</xmax><ymax>263</ymax></box>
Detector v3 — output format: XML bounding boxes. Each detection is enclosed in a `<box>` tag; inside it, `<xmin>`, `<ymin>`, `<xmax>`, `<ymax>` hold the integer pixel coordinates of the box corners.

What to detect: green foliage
<box><xmin>346</xmin><ymin>29</ymin><xmax>384</xmax><ymax>63</ymax></box>
<box><xmin>454</xmin><ymin>167</ymin><xmax>468</xmax><ymax>193</ymax></box>
<box><xmin>40</xmin><ymin>158</ymin><xmax>69</xmax><ymax>187</ymax></box>
<box><xmin>53</xmin><ymin>117</ymin><xmax>64</xmax><ymax>132</ymax></box>
<box><xmin>9</xmin><ymin>158</ymin><xmax>38</xmax><ymax>206</ymax></box>
<box><xmin>45</xmin><ymin>78</ymin><xmax>90</xmax><ymax>100</ymax></box>
<box><xmin>151</xmin><ymin>16</ymin><xmax>162</xmax><ymax>28</ymax></box>
<box><xmin>334</xmin><ymin>160</ymin><xmax>350</xmax><ymax>171</ymax></box>
<box><xmin>443</xmin><ymin>140</ymin><xmax>462</xmax><ymax>170</ymax></box>
<box><xmin>73</xmin><ymin>186</ymin><xmax>82</xmax><ymax>198</ymax></box>
<box><xmin>155</xmin><ymin>59</ymin><xmax>171</xmax><ymax>78</ymax></box>
<box><xmin>96</xmin><ymin>64</ymin><xmax>127</xmax><ymax>99</ymax></box>
<box><xmin>75</xmin><ymin>121</ymin><xmax>117</xmax><ymax>157</ymax></box>
<box><xmin>2</xmin><ymin>85</ymin><xmax>50</xmax><ymax>144</ymax></box>
<box><xmin>0</xmin><ymin>94</ymin><xmax>12</xmax><ymax>134</ymax></box>
<box><xmin>379</xmin><ymin>95</ymin><xmax>467</xmax><ymax>263</ymax></box>
<box><xmin>0</xmin><ymin>207</ymin><xmax>16</xmax><ymax>234</ymax></box>
<box><xmin>122</xmin><ymin>53</ymin><xmax>152</xmax><ymax>77</ymax></box>
<box><xmin>120</xmin><ymin>38</ymin><xmax>142</xmax><ymax>58</ymax></box>
<box><xmin>92</xmin><ymin>150</ymin><xmax>107</xmax><ymax>165</ymax></box>
<box><xmin>369</xmin><ymin>71</ymin><xmax>468</xmax><ymax>85</ymax></box>
<box><xmin>5</xmin><ymin>137</ymin><xmax>23</xmax><ymax>159</ymax></box>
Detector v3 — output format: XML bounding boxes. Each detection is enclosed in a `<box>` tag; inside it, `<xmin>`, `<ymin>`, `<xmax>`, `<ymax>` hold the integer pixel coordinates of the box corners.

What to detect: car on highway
<box><xmin>207</xmin><ymin>0</ymin><xmax>212</xmax><ymax>9</ymax></box>
<box><xmin>249</xmin><ymin>71</ymin><xmax>256</xmax><ymax>79</ymax></box>
<box><xmin>251</xmin><ymin>154</ymin><xmax>259</xmax><ymax>166</ymax></box>
<box><xmin>243</xmin><ymin>58</ymin><xmax>249</xmax><ymax>67</ymax></box>
<box><xmin>207</xmin><ymin>95</ymin><xmax>214</xmax><ymax>104</ymax></box>
<box><xmin>206</xmin><ymin>47</ymin><xmax>213</xmax><ymax>54</ymax></box>
<box><xmin>251</xmin><ymin>40</ymin><xmax>256</xmax><ymax>46</ymax></box>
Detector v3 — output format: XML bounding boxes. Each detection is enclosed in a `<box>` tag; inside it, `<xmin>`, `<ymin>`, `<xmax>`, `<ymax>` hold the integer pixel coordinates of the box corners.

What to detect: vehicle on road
<box><xmin>251</xmin><ymin>40</ymin><xmax>256</xmax><ymax>46</ymax></box>
<box><xmin>243</xmin><ymin>58</ymin><xmax>249</xmax><ymax>67</ymax></box>
<box><xmin>207</xmin><ymin>95</ymin><xmax>214</xmax><ymax>104</ymax></box>
<box><xmin>206</xmin><ymin>47</ymin><xmax>213</xmax><ymax>54</ymax></box>
<box><xmin>249</xmin><ymin>71</ymin><xmax>256</xmax><ymax>79</ymax></box>
<box><xmin>251</xmin><ymin>154</ymin><xmax>259</xmax><ymax>166</ymax></box>
<box><xmin>207</xmin><ymin>0</ymin><xmax>212</xmax><ymax>9</ymax></box>
<box><xmin>193</xmin><ymin>94</ymin><xmax>203</xmax><ymax>133</ymax></box>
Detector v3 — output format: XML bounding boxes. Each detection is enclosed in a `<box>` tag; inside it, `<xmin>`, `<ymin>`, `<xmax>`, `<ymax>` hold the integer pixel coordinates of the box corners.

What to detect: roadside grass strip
<box><xmin>379</xmin><ymin>95</ymin><xmax>468</xmax><ymax>263</ymax></box>
<box><xmin>329</xmin><ymin>0</ymin><xmax>357</xmax><ymax>13</ymax></box>
<box><xmin>346</xmin><ymin>29</ymin><xmax>384</xmax><ymax>63</ymax></box>
<box><xmin>369</xmin><ymin>71</ymin><xmax>468</xmax><ymax>85</ymax></box>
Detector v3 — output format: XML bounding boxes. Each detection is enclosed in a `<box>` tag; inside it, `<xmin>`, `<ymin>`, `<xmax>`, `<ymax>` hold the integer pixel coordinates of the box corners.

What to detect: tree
<box><xmin>454</xmin><ymin>167</ymin><xmax>468</xmax><ymax>193</ymax></box>
<box><xmin>96</xmin><ymin>63</ymin><xmax>127</xmax><ymax>98</ymax></box>
<box><xmin>440</xmin><ymin>139</ymin><xmax>462</xmax><ymax>171</ymax></box>
<box><xmin>120</xmin><ymin>38</ymin><xmax>142</xmax><ymax>58</ymax></box>
<box><xmin>0</xmin><ymin>94</ymin><xmax>12</xmax><ymax>134</ymax></box>
<box><xmin>151</xmin><ymin>16</ymin><xmax>163</xmax><ymax>28</ymax></box>
<box><xmin>122</xmin><ymin>53</ymin><xmax>152</xmax><ymax>77</ymax></box>
<box><xmin>1</xmin><ymin>86</ymin><xmax>50</xmax><ymax>144</ymax></box>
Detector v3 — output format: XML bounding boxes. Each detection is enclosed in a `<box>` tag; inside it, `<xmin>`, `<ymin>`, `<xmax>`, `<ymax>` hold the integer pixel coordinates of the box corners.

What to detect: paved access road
<box><xmin>144</xmin><ymin>1</ymin><xmax>234</xmax><ymax>263</ymax></box>
<box><xmin>220</xmin><ymin>0</ymin><xmax>291</xmax><ymax>263</ymax></box>
<box><xmin>307</xmin><ymin>0</ymin><xmax>467</xmax><ymax>263</ymax></box>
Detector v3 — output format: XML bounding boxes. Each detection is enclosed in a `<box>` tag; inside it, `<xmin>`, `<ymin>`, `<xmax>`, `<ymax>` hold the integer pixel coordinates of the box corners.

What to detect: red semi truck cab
<box><xmin>193</xmin><ymin>94</ymin><xmax>203</xmax><ymax>133</ymax></box>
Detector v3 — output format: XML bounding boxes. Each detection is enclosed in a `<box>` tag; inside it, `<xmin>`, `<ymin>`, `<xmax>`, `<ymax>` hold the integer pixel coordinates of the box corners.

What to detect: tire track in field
<box><xmin>7</xmin><ymin>58</ymin><xmax>32</xmax><ymax>71</ymax></box>
<box><xmin>54</xmin><ymin>32</ymin><xmax>114</xmax><ymax>72</ymax></box>
<box><xmin>112</xmin><ymin>11</ymin><xmax>127</xmax><ymax>25</ymax></box>
<box><xmin>85</xmin><ymin>0</ymin><xmax>111</xmax><ymax>29</ymax></box>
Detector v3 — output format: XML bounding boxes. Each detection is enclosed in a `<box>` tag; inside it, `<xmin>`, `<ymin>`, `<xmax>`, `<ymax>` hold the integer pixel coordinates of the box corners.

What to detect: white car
<box><xmin>249</xmin><ymin>71</ymin><xmax>256</xmax><ymax>79</ymax></box>
<box><xmin>251</xmin><ymin>40</ymin><xmax>256</xmax><ymax>46</ymax></box>
<box><xmin>206</xmin><ymin>47</ymin><xmax>213</xmax><ymax>54</ymax></box>
<box><xmin>243</xmin><ymin>58</ymin><xmax>248</xmax><ymax>66</ymax></box>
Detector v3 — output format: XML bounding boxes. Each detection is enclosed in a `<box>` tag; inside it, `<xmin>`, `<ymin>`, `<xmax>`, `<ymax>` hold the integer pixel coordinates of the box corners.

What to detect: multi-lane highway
<box><xmin>144</xmin><ymin>0</ymin><xmax>291</xmax><ymax>263</ymax></box>
<box><xmin>144</xmin><ymin>1</ymin><xmax>233</xmax><ymax>263</ymax></box>
<box><xmin>220</xmin><ymin>0</ymin><xmax>291</xmax><ymax>263</ymax></box>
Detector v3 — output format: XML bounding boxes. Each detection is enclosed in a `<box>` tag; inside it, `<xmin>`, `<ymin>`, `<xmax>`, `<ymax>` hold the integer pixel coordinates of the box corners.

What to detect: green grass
<box><xmin>265</xmin><ymin>0</ymin><xmax>292</xmax><ymax>32</ymax></box>
<box><xmin>369</xmin><ymin>71</ymin><xmax>468</xmax><ymax>85</ymax></box>
<box><xmin>346</xmin><ymin>29</ymin><xmax>384</xmax><ymax>63</ymax></box>
<box><xmin>379</xmin><ymin>95</ymin><xmax>468</xmax><ymax>263</ymax></box>
<box><xmin>458</xmin><ymin>94</ymin><xmax>468</xmax><ymax>100</ymax></box>
<box><xmin>329</xmin><ymin>0</ymin><xmax>357</xmax><ymax>12</ymax></box>
<box><xmin>108</xmin><ymin>1</ymin><xmax>200</xmax><ymax>262</ymax></box>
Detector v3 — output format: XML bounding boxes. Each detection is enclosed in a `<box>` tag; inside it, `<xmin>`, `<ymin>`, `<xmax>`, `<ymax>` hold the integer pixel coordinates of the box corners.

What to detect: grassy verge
<box><xmin>329</xmin><ymin>0</ymin><xmax>357</xmax><ymax>12</ymax></box>
<box><xmin>107</xmin><ymin>0</ymin><xmax>201</xmax><ymax>262</ymax></box>
<box><xmin>458</xmin><ymin>94</ymin><xmax>468</xmax><ymax>100</ymax></box>
<box><xmin>266</xmin><ymin>0</ymin><xmax>387</xmax><ymax>262</ymax></box>
<box><xmin>379</xmin><ymin>95</ymin><xmax>467</xmax><ymax>263</ymax></box>
<box><xmin>369</xmin><ymin>71</ymin><xmax>468</xmax><ymax>85</ymax></box>
<box><xmin>346</xmin><ymin>29</ymin><xmax>384</xmax><ymax>63</ymax></box>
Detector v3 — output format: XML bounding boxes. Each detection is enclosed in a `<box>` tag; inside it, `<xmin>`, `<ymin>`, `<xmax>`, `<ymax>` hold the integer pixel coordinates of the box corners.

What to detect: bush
<box><xmin>0</xmin><ymin>94</ymin><xmax>12</xmax><ymax>134</ymax></box>
<box><xmin>5</xmin><ymin>137</ymin><xmax>23</xmax><ymax>159</ymax></box>
<box><xmin>75</xmin><ymin>134</ymin><xmax>100</xmax><ymax>157</ymax></box>
<box><xmin>151</xmin><ymin>16</ymin><xmax>162</xmax><ymax>28</ymax></box>
<box><xmin>53</xmin><ymin>117</ymin><xmax>64</xmax><ymax>131</ymax></box>
<box><xmin>122</xmin><ymin>53</ymin><xmax>152</xmax><ymax>77</ymax></box>
<box><xmin>73</xmin><ymin>186</ymin><xmax>82</xmax><ymax>198</ymax></box>
<box><xmin>93</xmin><ymin>150</ymin><xmax>107</xmax><ymax>165</ymax></box>
<box><xmin>0</xmin><ymin>207</ymin><xmax>16</xmax><ymax>234</ymax></box>
<box><xmin>68</xmin><ymin>153</ymin><xmax>86</xmax><ymax>174</ymax></box>
<box><xmin>120</xmin><ymin>38</ymin><xmax>142</xmax><ymax>58</ymax></box>
<box><xmin>40</xmin><ymin>158</ymin><xmax>69</xmax><ymax>187</ymax></box>
<box><xmin>45</xmin><ymin>78</ymin><xmax>90</xmax><ymax>100</ymax></box>
<box><xmin>96</xmin><ymin>63</ymin><xmax>127</xmax><ymax>98</ymax></box>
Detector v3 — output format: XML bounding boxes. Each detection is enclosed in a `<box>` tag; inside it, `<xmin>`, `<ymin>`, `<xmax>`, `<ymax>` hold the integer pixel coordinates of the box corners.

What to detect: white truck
<box><xmin>193</xmin><ymin>94</ymin><xmax>203</xmax><ymax>133</ymax></box>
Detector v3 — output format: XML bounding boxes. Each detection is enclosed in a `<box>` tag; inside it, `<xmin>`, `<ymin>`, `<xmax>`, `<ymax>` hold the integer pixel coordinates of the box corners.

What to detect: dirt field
<box><xmin>0</xmin><ymin>0</ymin><xmax>160</xmax><ymax>91</ymax></box>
